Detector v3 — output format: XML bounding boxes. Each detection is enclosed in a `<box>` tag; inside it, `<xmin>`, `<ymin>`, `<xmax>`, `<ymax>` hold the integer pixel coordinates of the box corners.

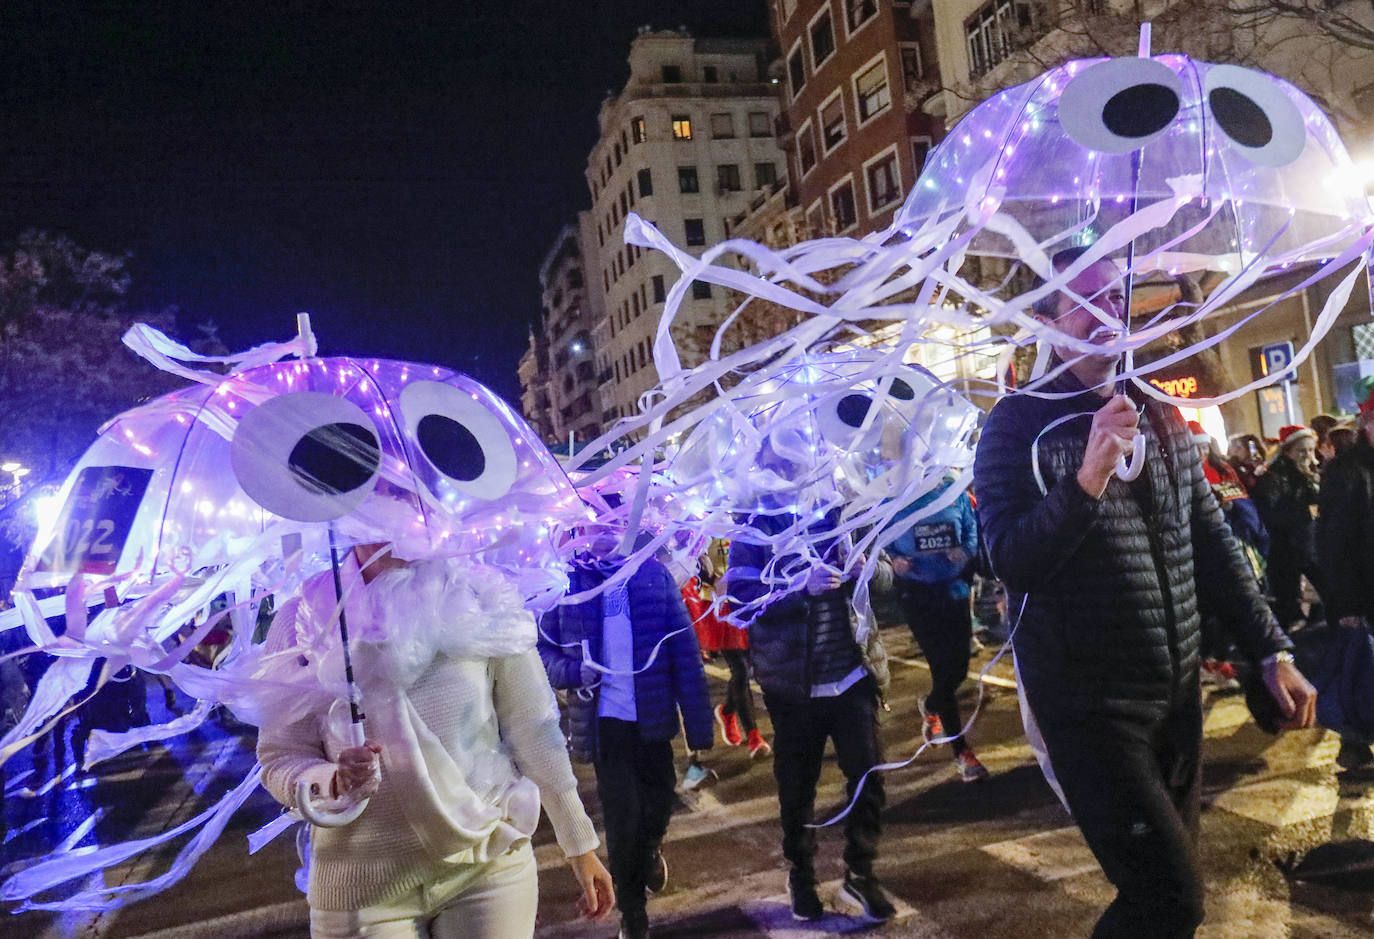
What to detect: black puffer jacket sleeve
<box><xmin>973</xmin><ymin>397</ymin><xmax>1103</xmax><ymax>592</ymax></box>
<box><xmin>1178</xmin><ymin>416</ymin><xmax>1290</xmax><ymax>664</ymax></box>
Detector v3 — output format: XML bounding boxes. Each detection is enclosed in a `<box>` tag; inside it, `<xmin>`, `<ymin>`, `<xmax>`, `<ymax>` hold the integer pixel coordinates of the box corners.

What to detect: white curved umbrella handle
<box><xmin>295</xmin><ymin>780</ymin><xmax>371</xmax><ymax>828</ymax></box>
<box><xmin>1114</xmin><ymin>432</ymin><xmax>1147</xmax><ymax>482</ymax></box>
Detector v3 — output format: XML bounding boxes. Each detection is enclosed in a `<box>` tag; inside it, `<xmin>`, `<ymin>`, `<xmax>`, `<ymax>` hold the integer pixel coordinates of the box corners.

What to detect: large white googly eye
<box><xmin>1058</xmin><ymin>57</ymin><xmax>1183</xmax><ymax>153</ymax></box>
<box><xmin>230</xmin><ymin>392</ymin><xmax>382</xmax><ymax>522</ymax></box>
<box><xmin>398</xmin><ymin>380</ymin><xmax>518</xmax><ymax>501</ymax></box>
<box><xmin>815</xmin><ymin>388</ymin><xmax>885</xmax><ymax>447</ymax></box>
<box><xmin>1203</xmin><ymin>65</ymin><xmax>1305</xmax><ymax>167</ymax></box>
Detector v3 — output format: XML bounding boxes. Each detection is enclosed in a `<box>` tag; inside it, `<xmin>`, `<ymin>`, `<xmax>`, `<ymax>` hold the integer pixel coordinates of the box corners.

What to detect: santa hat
<box><xmin>1278</xmin><ymin>424</ymin><xmax>1316</xmax><ymax>449</ymax></box>
<box><xmin>1186</xmin><ymin>421</ymin><xmax>1211</xmax><ymax>446</ymax></box>
<box><xmin>1359</xmin><ymin>388</ymin><xmax>1374</xmax><ymax>418</ymax></box>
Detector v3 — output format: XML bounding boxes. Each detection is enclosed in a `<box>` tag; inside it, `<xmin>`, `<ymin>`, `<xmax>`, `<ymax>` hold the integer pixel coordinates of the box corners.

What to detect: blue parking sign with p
<box><xmin>1262</xmin><ymin>341</ymin><xmax>1294</xmax><ymax>378</ymax></box>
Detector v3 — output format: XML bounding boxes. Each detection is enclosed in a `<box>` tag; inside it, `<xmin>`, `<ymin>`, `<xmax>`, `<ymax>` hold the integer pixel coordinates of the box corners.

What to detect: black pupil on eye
<box><xmin>837</xmin><ymin>393</ymin><xmax>874</xmax><ymax>428</ymax></box>
<box><xmin>417</xmin><ymin>414</ymin><xmax>486</xmax><ymax>482</ymax></box>
<box><xmin>1209</xmin><ymin>87</ymin><xmax>1272</xmax><ymax>148</ymax></box>
<box><xmin>888</xmin><ymin>378</ymin><xmax>915</xmax><ymax>400</ymax></box>
<box><xmin>287</xmin><ymin>422</ymin><xmax>380</xmax><ymax>495</ymax></box>
<box><xmin>1102</xmin><ymin>83</ymin><xmax>1179</xmax><ymax>139</ymax></box>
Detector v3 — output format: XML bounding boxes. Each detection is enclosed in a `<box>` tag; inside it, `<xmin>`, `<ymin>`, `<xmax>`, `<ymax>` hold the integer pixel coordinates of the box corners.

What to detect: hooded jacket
<box><xmin>537</xmin><ymin>557</ymin><xmax>714</xmax><ymax>763</ymax></box>
<box><xmin>973</xmin><ymin>370</ymin><xmax>1289</xmax><ymax>724</ymax></box>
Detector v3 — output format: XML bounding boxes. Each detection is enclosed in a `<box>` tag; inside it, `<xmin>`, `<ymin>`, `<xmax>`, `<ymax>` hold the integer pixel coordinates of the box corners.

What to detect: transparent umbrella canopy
<box><xmin>896</xmin><ymin>52</ymin><xmax>1371</xmax><ymax>276</ymax></box>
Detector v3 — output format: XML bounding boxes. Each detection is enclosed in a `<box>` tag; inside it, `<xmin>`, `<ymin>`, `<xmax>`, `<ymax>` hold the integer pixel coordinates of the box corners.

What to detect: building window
<box><xmin>637</xmin><ymin>168</ymin><xmax>653</xmax><ymax>197</ymax></box>
<box><xmin>692</xmin><ymin>280</ymin><xmax>712</xmax><ymax>300</ymax></box>
<box><xmin>671</xmin><ymin>115</ymin><xmax>693</xmax><ymax>140</ymax></box>
<box><xmin>626</xmin><ymin>180</ymin><xmax>635</xmax><ymax>206</ymax></box>
<box><xmin>678</xmin><ymin>165</ymin><xmax>700</xmax><ymax>194</ymax></box>
<box><xmin>632</xmin><ymin>292</ymin><xmax>640</xmax><ymax>315</ymax></box>
<box><xmin>684</xmin><ymin>218</ymin><xmax>706</xmax><ymax>246</ymax></box>
<box><xmin>662</xmin><ymin>64</ymin><xmax>682</xmax><ymax>83</ymax></box>
<box><xmin>847</xmin><ymin>0</ymin><xmax>878</xmax><ymax>32</ymax></box>
<box><xmin>787</xmin><ymin>46</ymin><xmax>806</xmax><ymax>98</ymax></box>
<box><xmin>810</xmin><ymin>11</ymin><xmax>836</xmax><ymax>67</ymax></box>
<box><xmin>631</xmin><ymin>116</ymin><xmax>646</xmax><ymax>144</ymax></box>
<box><xmin>710</xmin><ymin>113</ymin><xmax>735</xmax><ymax>139</ymax></box>
<box><xmin>652</xmin><ymin>275</ymin><xmax>666</xmax><ymax>303</ymax></box>
<box><xmin>717</xmin><ymin>164</ymin><xmax>742</xmax><ymax>192</ymax></box>
<box><xmin>754</xmin><ymin>161</ymin><xmax>777</xmax><ymax>189</ymax></box>
<box><xmin>619</xmin><ymin>192</ymin><xmax>628</xmax><ymax>215</ymax></box>
<box><xmin>866</xmin><ymin>152</ymin><xmax>900</xmax><ymax>210</ymax></box>
<box><xmin>703</xmin><ymin>65</ymin><xmax>718</xmax><ymax>83</ymax></box>
<box><xmin>900</xmin><ymin>43</ymin><xmax>923</xmax><ymax>90</ymax></box>
<box><xmin>748</xmin><ymin>111</ymin><xmax>771</xmax><ymax>138</ymax></box>
<box><xmin>820</xmin><ymin>93</ymin><xmax>846</xmax><ymax>152</ymax></box>
<box><xmin>830</xmin><ymin>180</ymin><xmax>857</xmax><ymax>231</ymax></box>
<box><xmin>640</xmin><ymin>283</ymin><xmax>647</xmax><ymax>308</ymax></box>
<box><xmin>965</xmin><ymin>0</ymin><xmax>1033</xmax><ymax>79</ymax></box>
<box><xmin>798</xmin><ymin>121</ymin><xmax>817</xmax><ymax>174</ymax></box>
<box><xmin>912</xmin><ymin>136</ymin><xmax>932</xmax><ymax>175</ymax></box>
<box><xmin>638</xmin><ymin>341</ymin><xmax>648</xmax><ymax>368</ymax></box>
<box><xmin>855</xmin><ymin>58</ymin><xmax>891</xmax><ymax>123</ymax></box>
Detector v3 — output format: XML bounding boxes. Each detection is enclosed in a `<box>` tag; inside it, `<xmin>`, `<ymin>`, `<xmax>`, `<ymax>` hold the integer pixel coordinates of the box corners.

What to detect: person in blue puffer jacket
<box><xmin>885</xmin><ymin>477</ymin><xmax>989</xmax><ymax>783</ymax></box>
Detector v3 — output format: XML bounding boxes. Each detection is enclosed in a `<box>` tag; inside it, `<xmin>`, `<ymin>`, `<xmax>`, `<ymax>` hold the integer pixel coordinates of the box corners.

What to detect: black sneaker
<box><xmin>788</xmin><ymin>871</ymin><xmax>824</xmax><ymax>921</ymax></box>
<box><xmin>645</xmin><ymin>852</ymin><xmax>668</xmax><ymax>894</ymax></box>
<box><xmin>838</xmin><ymin>871</ymin><xmax>896</xmax><ymax>922</ymax></box>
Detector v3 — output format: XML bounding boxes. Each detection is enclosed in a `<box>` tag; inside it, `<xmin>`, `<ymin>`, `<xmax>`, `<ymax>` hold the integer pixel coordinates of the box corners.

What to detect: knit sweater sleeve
<box><xmin>492</xmin><ymin>648</ymin><xmax>600</xmax><ymax>858</ymax></box>
<box><xmin>256</xmin><ymin>712</ymin><xmax>339</xmax><ymax>810</ymax></box>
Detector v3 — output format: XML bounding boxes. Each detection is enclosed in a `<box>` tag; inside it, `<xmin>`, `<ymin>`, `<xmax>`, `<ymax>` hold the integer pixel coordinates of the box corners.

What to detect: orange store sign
<box><xmin>1149</xmin><ymin>375</ymin><xmax>1199</xmax><ymax>397</ymax></box>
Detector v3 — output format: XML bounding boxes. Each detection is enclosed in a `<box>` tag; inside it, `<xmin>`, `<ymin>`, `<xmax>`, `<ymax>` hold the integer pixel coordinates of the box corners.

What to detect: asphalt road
<box><xmin>3</xmin><ymin>625</ymin><xmax>1372</xmax><ymax>938</ymax></box>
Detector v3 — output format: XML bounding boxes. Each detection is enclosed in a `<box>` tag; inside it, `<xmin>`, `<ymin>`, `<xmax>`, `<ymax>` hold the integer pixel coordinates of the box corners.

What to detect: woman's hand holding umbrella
<box><xmin>330</xmin><ymin>741</ymin><xmax>382</xmax><ymax>800</ymax></box>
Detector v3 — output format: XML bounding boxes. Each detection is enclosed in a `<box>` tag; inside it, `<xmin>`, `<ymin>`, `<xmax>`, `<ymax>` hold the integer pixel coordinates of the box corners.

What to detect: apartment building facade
<box><xmin>517</xmin><ymin>326</ymin><xmax>553</xmax><ymax>443</ymax></box>
<box><xmin>535</xmin><ymin>215</ymin><xmax>604</xmax><ymax>447</ymax></box>
<box><xmin>586</xmin><ymin>28</ymin><xmax>784</xmax><ymax>427</ymax></box>
<box><xmin>772</xmin><ymin>0</ymin><xmax>945</xmax><ymax>238</ymax></box>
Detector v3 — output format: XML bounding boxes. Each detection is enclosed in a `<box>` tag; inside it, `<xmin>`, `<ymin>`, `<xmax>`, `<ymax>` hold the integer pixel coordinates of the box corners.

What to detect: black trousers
<box><xmin>1032</xmin><ymin>675</ymin><xmax>1205</xmax><ymax>939</ymax></box>
<box><xmin>720</xmin><ymin>649</ymin><xmax>756</xmax><ymax>733</ymax></box>
<box><xmin>899</xmin><ymin>581</ymin><xmax>973</xmax><ymax>756</ymax></box>
<box><xmin>763</xmin><ymin>678</ymin><xmax>884</xmax><ymax>881</ymax></box>
<box><xmin>593</xmin><ymin>718</ymin><xmax>677</xmax><ymax>917</ymax></box>
<box><xmin>1267</xmin><ymin>552</ymin><xmax>1323</xmax><ymax>628</ymax></box>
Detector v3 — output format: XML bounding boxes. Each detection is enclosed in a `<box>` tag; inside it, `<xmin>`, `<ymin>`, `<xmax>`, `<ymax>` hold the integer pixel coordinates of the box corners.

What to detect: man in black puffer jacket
<box><xmin>975</xmin><ymin>248</ymin><xmax>1316</xmax><ymax>939</ymax></box>
<box><xmin>728</xmin><ymin>506</ymin><xmax>894</xmax><ymax>924</ymax></box>
<box><xmin>539</xmin><ymin>549</ymin><xmax>714</xmax><ymax>939</ymax></box>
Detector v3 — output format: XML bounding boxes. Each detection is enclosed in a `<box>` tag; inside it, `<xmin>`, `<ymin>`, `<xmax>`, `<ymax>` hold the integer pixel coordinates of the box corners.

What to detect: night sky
<box><xmin>0</xmin><ymin>1</ymin><xmax>770</xmax><ymax>401</ymax></box>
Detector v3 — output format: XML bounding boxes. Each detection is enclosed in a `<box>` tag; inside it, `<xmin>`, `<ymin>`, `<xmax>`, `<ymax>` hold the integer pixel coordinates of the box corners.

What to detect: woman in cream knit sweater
<box><xmin>258</xmin><ymin>543</ymin><xmax>614</xmax><ymax>938</ymax></box>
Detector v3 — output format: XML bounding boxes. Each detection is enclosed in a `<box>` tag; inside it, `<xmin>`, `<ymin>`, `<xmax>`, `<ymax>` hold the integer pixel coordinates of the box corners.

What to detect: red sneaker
<box><xmin>715</xmin><ymin>704</ymin><xmax>743</xmax><ymax>746</ymax></box>
<box><xmin>920</xmin><ymin>700</ymin><xmax>944</xmax><ymax>743</ymax></box>
<box><xmin>747</xmin><ymin>729</ymin><xmax>772</xmax><ymax>759</ymax></box>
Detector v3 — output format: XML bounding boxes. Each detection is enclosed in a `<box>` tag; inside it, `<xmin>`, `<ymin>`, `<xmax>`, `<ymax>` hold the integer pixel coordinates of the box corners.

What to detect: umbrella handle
<box><xmin>295</xmin><ymin>781</ymin><xmax>371</xmax><ymax>828</ymax></box>
<box><xmin>1114</xmin><ymin>432</ymin><xmax>1147</xmax><ymax>482</ymax></box>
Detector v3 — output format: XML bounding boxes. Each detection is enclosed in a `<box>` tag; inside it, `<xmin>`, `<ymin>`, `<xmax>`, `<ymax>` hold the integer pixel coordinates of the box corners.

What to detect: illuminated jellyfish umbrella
<box><xmin>889</xmin><ymin>29</ymin><xmax>1374</xmax><ymax>445</ymax></box>
<box><xmin>1</xmin><ymin>320</ymin><xmax>581</xmax><ymax>908</ymax></box>
<box><xmin>665</xmin><ymin>347</ymin><xmax>980</xmax><ymax>622</ymax></box>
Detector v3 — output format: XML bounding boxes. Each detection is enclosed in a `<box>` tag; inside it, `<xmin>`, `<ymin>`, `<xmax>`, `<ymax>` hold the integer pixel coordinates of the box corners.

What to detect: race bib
<box><xmin>912</xmin><ymin>521</ymin><xmax>957</xmax><ymax>552</ymax></box>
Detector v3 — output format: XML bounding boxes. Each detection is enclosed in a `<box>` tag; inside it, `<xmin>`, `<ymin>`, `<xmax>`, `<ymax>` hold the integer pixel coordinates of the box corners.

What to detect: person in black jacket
<box><xmin>538</xmin><ymin>537</ymin><xmax>714</xmax><ymax>939</ymax></box>
<box><xmin>728</xmin><ymin>488</ymin><xmax>895</xmax><ymax>925</ymax></box>
<box><xmin>1316</xmin><ymin>391</ymin><xmax>1374</xmax><ymax>770</ymax></box>
<box><xmin>1252</xmin><ymin>424</ymin><xmax>1324</xmax><ymax>631</ymax></box>
<box><xmin>975</xmin><ymin>247</ymin><xmax>1316</xmax><ymax>938</ymax></box>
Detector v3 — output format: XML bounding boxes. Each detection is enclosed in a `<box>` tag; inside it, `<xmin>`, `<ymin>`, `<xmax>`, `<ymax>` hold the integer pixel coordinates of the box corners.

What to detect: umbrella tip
<box><xmin>1138</xmin><ymin>22</ymin><xmax>1152</xmax><ymax>58</ymax></box>
<box><xmin>296</xmin><ymin>312</ymin><xmax>318</xmax><ymax>359</ymax></box>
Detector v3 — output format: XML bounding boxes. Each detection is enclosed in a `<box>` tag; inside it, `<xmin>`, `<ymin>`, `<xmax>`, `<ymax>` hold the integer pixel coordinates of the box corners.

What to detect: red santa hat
<box><xmin>1186</xmin><ymin>420</ymin><xmax>1211</xmax><ymax>446</ymax></box>
<box><xmin>1359</xmin><ymin>388</ymin><xmax>1374</xmax><ymax>418</ymax></box>
<box><xmin>1278</xmin><ymin>424</ymin><xmax>1316</xmax><ymax>449</ymax></box>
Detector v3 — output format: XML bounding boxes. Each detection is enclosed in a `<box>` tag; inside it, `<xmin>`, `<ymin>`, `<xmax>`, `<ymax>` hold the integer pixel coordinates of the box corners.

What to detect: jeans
<box><xmin>900</xmin><ymin>581</ymin><xmax>973</xmax><ymax>756</ymax></box>
<box><xmin>720</xmin><ymin>649</ymin><xmax>756</xmax><ymax>733</ymax></box>
<box><xmin>593</xmin><ymin>717</ymin><xmax>677</xmax><ymax>917</ymax></box>
<box><xmin>763</xmin><ymin>678</ymin><xmax>884</xmax><ymax>881</ymax></box>
<box><xmin>308</xmin><ymin>842</ymin><xmax>537</xmax><ymax>939</ymax></box>
<box><xmin>1030</xmin><ymin>673</ymin><xmax>1205</xmax><ymax>938</ymax></box>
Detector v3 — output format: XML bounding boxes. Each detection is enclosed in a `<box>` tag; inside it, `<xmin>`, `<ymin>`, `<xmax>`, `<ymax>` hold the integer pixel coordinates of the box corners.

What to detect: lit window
<box><xmin>847</xmin><ymin>0</ymin><xmax>877</xmax><ymax>31</ymax></box>
<box><xmin>748</xmin><ymin>111</ymin><xmax>771</xmax><ymax>137</ymax></box>
<box><xmin>678</xmin><ymin>165</ymin><xmax>700</xmax><ymax>194</ymax></box>
<box><xmin>671</xmin><ymin>115</ymin><xmax>693</xmax><ymax>140</ymax></box>
<box><xmin>631</xmin><ymin>116</ymin><xmax>646</xmax><ymax>144</ymax></box>
<box><xmin>684</xmin><ymin>218</ymin><xmax>706</xmax><ymax>246</ymax></box>
<box><xmin>855</xmin><ymin>59</ymin><xmax>891</xmax><ymax>123</ymax></box>
<box><xmin>710</xmin><ymin>113</ymin><xmax>735</xmax><ymax>139</ymax></box>
<box><xmin>717</xmin><ymin>164</ymin><xmax>742</xmax><ymax>192</ymax></box>
<box><xmin>820</xmin><ymin>95</ymin><xmax>846</xmax><ymax>151</ymax></box>
<box><xmin>867</xmin><ymin>153</ymin><xmax>900</xmax><ymax>210</ymax></box>
<box><xmin>830</xmin><ymin>181</ymin><xmax>857</xmax><ymax>231</ymax></box>
<box><xmin>811</xmin><ymin>12</ymin><xmax>835</xmax><ymax>66</ymax></box>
